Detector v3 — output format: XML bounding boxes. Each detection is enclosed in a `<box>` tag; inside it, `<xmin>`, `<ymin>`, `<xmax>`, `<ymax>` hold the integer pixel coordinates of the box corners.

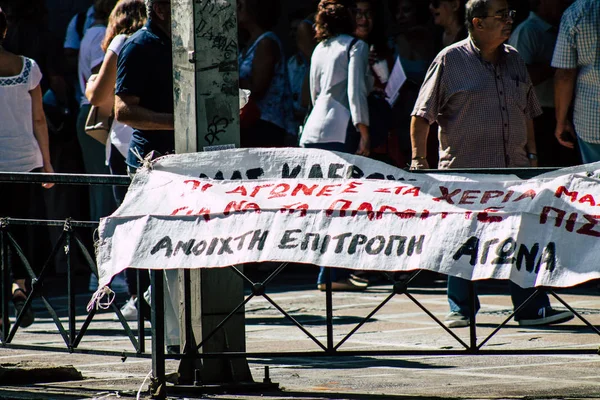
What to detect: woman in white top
<box><xmin>85</xmin><ymin>0</ymin><xmax>147</xmax><ymax>321</ymax></box>
<box><xmin>300</xmin><ymin>0</ymin><xmax>371</xmax><ymax>157</ymax></box>
<box><xmin>0</xmin><ymin>7</ymin><xmax>54</xmax><ymax>328</ymax></box>
<box><xmin>301</xmin><ymin>0</ymin><xmax>372</xmax><ymax>291</ymax></box>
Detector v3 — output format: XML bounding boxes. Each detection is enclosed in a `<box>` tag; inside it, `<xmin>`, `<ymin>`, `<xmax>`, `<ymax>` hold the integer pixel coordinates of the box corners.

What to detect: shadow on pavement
<box><xmin>257</xmin><ymin>355</ymin><xmax>454</xmax><ymax>370</ymax></box>
<box><xmin>246</xmin><ymin>315</ymin><xmax>374</xmax><ymax>326</ymax></box>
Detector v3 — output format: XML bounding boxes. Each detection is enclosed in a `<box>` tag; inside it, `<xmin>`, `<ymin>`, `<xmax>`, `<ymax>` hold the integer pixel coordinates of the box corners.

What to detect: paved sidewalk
<box><xmin>1</xmin><ymin>274</ymin><xmax>600</xmax><ymax>399</ymax></box>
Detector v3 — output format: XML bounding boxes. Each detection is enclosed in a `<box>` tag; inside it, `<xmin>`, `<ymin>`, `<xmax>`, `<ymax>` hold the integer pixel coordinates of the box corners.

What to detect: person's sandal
<box><xmin>12</xmin><ymin>288</ymin><xmax>35</xmax><ymax>328</ymax></box>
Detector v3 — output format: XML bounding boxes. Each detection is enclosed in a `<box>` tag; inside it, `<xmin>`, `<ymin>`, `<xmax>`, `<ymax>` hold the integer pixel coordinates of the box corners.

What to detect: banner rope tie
<box><xmin>87</xmin><ymin>286</ymin><xmax>115</xmax><ymax>312</ymax></box>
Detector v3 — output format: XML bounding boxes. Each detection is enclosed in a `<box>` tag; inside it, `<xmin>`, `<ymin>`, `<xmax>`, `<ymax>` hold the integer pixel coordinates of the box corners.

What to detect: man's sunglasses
<box><xmin>476</xmin><ymin>9</ymin><xmax>517</xmax><ymax>22</ymax></box>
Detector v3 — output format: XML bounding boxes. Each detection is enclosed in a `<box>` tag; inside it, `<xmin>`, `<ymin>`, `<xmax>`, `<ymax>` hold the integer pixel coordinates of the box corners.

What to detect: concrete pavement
<box><xmin>1</xmin><ymin>272</ymin><xmax>600</xmax><ymax>399</ymax></box>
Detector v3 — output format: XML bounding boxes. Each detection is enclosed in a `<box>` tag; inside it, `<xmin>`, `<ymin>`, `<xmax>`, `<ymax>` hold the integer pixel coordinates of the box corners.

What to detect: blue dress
<box><xmin>238</xmin><ymin>31</ymin><xmax>295</xmax><ymax>137</ymax></box>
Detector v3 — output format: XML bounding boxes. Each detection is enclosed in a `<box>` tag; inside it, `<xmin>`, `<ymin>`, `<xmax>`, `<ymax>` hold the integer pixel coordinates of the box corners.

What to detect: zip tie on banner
<box><xmin>129</xmin><ymin>147</ymin><xmax>155</xmax><ymax>171</ymax></box>
<box><xmin>87</xmin><ymin>285</ymin><xmax>116</xmax><ymax>313</ymax></box>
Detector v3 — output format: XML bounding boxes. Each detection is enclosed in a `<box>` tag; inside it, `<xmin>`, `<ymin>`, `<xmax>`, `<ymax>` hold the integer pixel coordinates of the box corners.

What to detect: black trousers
<box><xmin>0</xmin><ymin>168</ymin><xmax>49</xmax><ymax>280</ymax></box>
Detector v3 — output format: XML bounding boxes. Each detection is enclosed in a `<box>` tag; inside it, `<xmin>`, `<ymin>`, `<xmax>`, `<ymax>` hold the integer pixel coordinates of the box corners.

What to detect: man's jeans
<box><xmin>447</xmin><ymin>276</ymin><xmax>550</xmax><ymax>319</ymax></box>
<box><xmin>577</xmin><ymin>137</ymin><xmax>600</xmax><ymax>164</ymax></box>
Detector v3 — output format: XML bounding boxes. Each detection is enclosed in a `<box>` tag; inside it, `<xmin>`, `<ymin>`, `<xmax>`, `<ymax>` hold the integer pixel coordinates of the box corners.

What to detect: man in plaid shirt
<box><xmin>410</xmin><ymin>0</ymin><xmax>574</xmax><ymax>328</ymax></box>
<box><xmin>552</xmin><ymin>0</ymin><xmax>600</xmax><ymax>163</ymax></box>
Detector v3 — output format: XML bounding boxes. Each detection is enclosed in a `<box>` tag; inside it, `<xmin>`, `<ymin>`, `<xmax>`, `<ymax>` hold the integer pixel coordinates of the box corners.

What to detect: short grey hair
<box><xmin>465</xmin><ymin>0</ymin><xmax>491</xmax><ymax>32</ymax></box>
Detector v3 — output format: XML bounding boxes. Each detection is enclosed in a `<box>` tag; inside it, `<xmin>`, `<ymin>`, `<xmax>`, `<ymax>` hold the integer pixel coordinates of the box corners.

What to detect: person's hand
<box><xmin>555</xmin><ymin>120</ymin><xmax>576</xmax><ymax>149</ymax></box>
<box><xmin>41</xmin><ymin>164</ymin><xmax>55</xmax><ymax>189</ymax></box>
<box><xmin>355</xmin><ymin>135</ymin><xmax>371</xmax><ymax>157</ymax></box>
<box><xmin>410</xmin><ymin>158</ymin><xmax>429</xmax><ymax>170</ymax></box>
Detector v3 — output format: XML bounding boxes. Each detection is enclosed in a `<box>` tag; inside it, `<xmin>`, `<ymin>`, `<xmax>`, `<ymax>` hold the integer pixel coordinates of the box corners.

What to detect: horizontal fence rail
<box><xmin>1</xmin><ymin>169</ymin><xmax>599</xmax><ymax>396</ymax></box>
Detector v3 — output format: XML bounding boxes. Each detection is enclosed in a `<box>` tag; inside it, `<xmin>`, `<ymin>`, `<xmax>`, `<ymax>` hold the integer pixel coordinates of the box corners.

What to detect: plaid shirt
<box><xmin>551</xmin><ymin>0</ymin><xmax>600</xmax><ymax>144</ymax></box>
<box><xmin>412</xmin><ymin>37</ymin><xmax>542</xmax><ymax>169</ymax></box>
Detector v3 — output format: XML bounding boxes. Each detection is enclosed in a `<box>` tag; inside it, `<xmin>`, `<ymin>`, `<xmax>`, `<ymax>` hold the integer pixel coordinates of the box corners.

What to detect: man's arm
<box><xmin>410</xmin><ymin>116</ymin><xmax>430</xmax><ymax>169</ymax></box>
<box><xmin>554</xmin><ymin>68</ymin><xmax>577</xmax><ymax>148</ymax></box>
<box><xmin>114</xmin><ymin>94</ymin><xmax>174</xmax><ymax>130</ymax></box>
<box><xmin>526</xmin><ymin>118</ymin><xmax>538</xmax><ymax>167</ymax></box>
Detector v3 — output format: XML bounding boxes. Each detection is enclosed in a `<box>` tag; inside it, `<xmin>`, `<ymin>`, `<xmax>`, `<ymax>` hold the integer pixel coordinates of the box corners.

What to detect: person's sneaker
<box><xmin>317</xmin><ymin>276</ymin><xmax>368</xmax><ymax>291</ymax></box>
<box><xmin>444</xmin><ymin>312</ymin><xmax>470</xmax><ymax>328</ymax></box>
<box><xmin>516</xmin><ymin>306</ymin><xmax>574</xmax><ymax>326</ymax></box>
<box><xmin>350</xmin><ymin>273</ymin><xmax>372</xmax><ymax>285</ymax></box>
<box><xmin>115</xmin><ymin>298</ymin><xmax>138</xmax><ymax>321</ymax></box>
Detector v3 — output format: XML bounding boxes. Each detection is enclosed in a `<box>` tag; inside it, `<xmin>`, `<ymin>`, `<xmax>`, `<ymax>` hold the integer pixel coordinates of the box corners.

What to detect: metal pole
<box><xmin>151</xmin><ymin>270</ymin><xmax>165</xmax><ymax>397</ymax></box>
<box><xmin>468</xmin><ymin>281</ymin><xmax>477</xmax><ymax>351</ymax></box>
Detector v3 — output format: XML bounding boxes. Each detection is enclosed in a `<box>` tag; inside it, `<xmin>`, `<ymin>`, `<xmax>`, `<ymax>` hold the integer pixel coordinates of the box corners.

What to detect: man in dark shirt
<box><xmin>115</xmin><ymin>0</ymin><xmax>174</xmax><ymax>172</ymax></box>
<box><xmin>114</xmin><ymin>0</ymin><xmax>179</xmax><ymax>353</ymax></box>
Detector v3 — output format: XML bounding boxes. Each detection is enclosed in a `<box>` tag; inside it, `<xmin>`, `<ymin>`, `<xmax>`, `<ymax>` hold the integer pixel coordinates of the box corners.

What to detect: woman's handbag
<box><xmin>84</xmin><ymin>104</ymin><xmax>113</xmax><ymax>145</ymax></box>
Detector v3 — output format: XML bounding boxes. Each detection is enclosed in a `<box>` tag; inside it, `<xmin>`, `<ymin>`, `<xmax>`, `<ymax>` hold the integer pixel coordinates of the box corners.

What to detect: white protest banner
<box><xmin>97</xmin><ymin>150</ymin><xmax>600</xmax><ymax>290</ymax></box>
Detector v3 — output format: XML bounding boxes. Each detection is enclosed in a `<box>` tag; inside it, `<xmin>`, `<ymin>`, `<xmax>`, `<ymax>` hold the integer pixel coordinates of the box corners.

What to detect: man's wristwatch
<box><xmin>412</xmin><ymin>156</ymin><xmax>426</xmax><ymax>160</ymax></box>
<box><xmin>527</xmin><ymin>153</ymin><xmax>538</xmax><ymax>161</ymax></box>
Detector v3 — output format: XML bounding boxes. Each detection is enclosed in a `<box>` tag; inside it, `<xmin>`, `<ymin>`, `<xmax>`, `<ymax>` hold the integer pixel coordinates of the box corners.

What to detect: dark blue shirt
<box><xmin>116</xmin><ymin>20</ymin><xmax>174</xmax><ymax>168</ymax></box>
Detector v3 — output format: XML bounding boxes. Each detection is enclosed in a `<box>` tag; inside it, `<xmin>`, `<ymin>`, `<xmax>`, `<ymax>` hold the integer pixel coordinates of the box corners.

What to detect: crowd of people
<box><xmin>0</xmin><ymin>0</ymin><xmax>598</xmax><ymax>335</ymax></box>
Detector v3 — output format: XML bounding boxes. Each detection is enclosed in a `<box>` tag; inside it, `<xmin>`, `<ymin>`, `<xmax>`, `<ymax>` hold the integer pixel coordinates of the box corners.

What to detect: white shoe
<box><xmin>117</xmin><ymin>298</ymin><xmax>138</xmax><ymax>321</ymax></box>
<box><xmin>444</xmin><ymin>312</ymin><xmax>470</xmax><ymax>328</ymax></box>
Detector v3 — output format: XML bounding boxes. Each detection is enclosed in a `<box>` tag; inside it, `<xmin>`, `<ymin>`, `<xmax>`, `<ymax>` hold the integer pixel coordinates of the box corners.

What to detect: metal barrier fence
<box><xmin>1</xmin><ymin>169</ymin><xmax>599</xmax><ymax>397</ymax></box>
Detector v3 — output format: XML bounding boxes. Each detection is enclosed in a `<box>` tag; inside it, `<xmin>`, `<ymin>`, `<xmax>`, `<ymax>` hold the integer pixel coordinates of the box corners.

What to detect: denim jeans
<box><xmin>447</xmin><ymin>276</ymin><xmax>550</xmax><ymax>319</ymax></box>
<box><xmin>577</xmin><ymin>136</ymin><xmax>600</xmax><ymax>164</ymax></box>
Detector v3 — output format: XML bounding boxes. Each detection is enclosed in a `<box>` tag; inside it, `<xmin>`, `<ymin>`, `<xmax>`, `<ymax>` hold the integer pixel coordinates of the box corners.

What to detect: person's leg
<box><xmin>76</xmin><ymin>105</ymin><xmax>117</xmax><ymax>221</ymax></box>
<box><xmin>509</xmin><ymin>282</ymin><xmax>549</xmax><ymax>318</ymax></box>
<box><xmin>510</xmin><ymin>283</ymin><xmax>573</xmax><ymax>326</ymax></box>
<box><xmin>447</xmin><ymin>276</ymin><xmax>480</xmax><ymax>316</ymax></box>
<box><xmin>1</xmin><ymin>176</ymin><xmax>45</xmax><ymax>328</ymax></box>
<box><xmin>317</xmin><ymin>267</ymin><xmax>351</xmax><ymax>284</ymax></box>
<box><xmin>109</xmin><ymin>144</ymin><xmax>129</xmax><ymax>205</ymax></box>
<box><xmin>303</xmin><ymin>142</ymin><xmax>365</xmax><ymax>290</ymax></box>
<box><xmin>576</xmin><ymin>137</ymin><xmax>600</xmax><ymax>164</ymax></box>
<box><xmin>163</xmin><ymin>269</ymin><xmax>180</xmax><ymax>352</ymax></box>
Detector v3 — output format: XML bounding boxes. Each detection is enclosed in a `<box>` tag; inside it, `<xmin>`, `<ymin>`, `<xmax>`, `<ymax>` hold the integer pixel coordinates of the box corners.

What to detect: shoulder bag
<box><xmin>84</xmin><ymin>104</ymin><xmax>113</xmax><ymax>145</ymax></box>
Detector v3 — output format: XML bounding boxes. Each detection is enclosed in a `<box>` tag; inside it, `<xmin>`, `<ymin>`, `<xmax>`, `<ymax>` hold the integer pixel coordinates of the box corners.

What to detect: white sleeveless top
<box><xmin>0</xmin><ymin>57</ymin><xmax>43</xmax><ymax>172</ymax></box>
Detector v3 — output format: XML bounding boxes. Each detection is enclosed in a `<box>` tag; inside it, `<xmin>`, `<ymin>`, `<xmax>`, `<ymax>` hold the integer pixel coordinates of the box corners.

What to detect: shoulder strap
<box><xmin>347</xmin><ymin>37</ymin><xmax>359</xmax><ymax>62</ymax></box>
<box><xmin>76</xmin><ymin>10</ymin><xmax>87</xmax><ymax>40</ymax></box>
